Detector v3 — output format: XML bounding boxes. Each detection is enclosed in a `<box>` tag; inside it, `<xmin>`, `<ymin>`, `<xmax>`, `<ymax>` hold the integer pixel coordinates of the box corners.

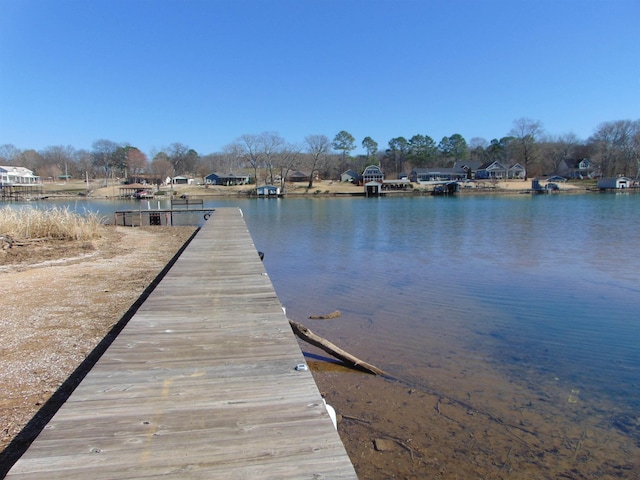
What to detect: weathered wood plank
<box><xmin>7</xmin><ymin>208</ymin><xmax>357</xmax><ymax>479</ymax></box>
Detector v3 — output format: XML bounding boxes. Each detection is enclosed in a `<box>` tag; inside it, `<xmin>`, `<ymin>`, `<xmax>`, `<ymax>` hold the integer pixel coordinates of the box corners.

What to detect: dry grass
<box><xmin>0</xmin><ymin>206</ymin><xmax>104</xmax><ymax>242</ymax></box>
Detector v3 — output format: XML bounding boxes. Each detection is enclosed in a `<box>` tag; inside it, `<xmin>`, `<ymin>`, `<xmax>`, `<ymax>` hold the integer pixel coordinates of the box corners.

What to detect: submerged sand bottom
<box><xmin>303</xmin><ymin>321</ymin><xmax>639</xmax><ymax>479</ymax></box>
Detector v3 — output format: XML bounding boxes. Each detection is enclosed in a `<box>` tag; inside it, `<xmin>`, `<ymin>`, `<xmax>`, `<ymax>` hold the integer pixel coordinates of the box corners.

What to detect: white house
<box><xmin>0</xmin><ymin>166</ymin><xmax>40</xmax><ymax>186</ymax></box>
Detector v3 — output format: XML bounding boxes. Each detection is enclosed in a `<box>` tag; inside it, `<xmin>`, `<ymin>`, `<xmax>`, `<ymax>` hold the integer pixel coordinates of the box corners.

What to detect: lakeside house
<box><xmin>410</xmin><ymin>161</ymin><xmax>525</xmax><ymax>182</ymax></box>
<box><xmin>362</xmin><ymin>165</ymin><xmax>384</xmax><ymax>183</ymax></box>
<box><xmin>340</xmin><ymin>169</ymin><xmax>359</xmax><ymax>183</ymax></box>
<box><xmin>1</xmin><ymin>166</ymin><xmax>42</xmax><ymax>199</ymax></box>
<box><xmin>557</xmin><ymin>158</ymin><xmax>598</xmax><ymax>179</ymax></box>
<box><xmin>0</xmin><ymin>166</ymin><xmax>41</xmax><ymax>186</ymax></box>
<box><xmin>410</xmin><ymin>167</ymin><xmax>467</xmax><ymax>183</ymax></box>
<box><xmin>205</xmin><ymin>173</ymin><xmax>251</xmax><ymax>186</ymax></box>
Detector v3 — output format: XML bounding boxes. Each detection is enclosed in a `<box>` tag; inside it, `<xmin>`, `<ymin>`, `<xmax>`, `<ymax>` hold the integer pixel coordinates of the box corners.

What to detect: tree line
<box><xmin>1</xmin><ymin>118</ymin><xmax>638</xmax><ymax>187</ymax></box>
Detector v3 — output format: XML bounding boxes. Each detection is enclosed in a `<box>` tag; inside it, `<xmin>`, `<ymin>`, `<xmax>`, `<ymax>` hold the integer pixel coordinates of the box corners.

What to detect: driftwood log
<box><xmin>309</xmin><ymin>310</ymin><xmax>341</xmax><ymax>319</ymax></box>
<box><xmin>288</xmin><ymin>320</ymin><xmax>388</xmax><ymax>376</ymax></box>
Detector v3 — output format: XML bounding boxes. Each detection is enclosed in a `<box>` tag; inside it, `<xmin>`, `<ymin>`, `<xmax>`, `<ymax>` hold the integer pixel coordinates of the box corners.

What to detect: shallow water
<box><xmin>237</xmin><ymin>194</ymin><xmax>640</xmax><ymax>451</ymax></box>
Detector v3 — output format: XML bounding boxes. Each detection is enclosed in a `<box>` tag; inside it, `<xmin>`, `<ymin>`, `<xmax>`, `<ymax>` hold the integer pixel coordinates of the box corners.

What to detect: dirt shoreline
<box><xmin>0</xmin><ymin>225</ymin><xmax>197</xmax><ymax>475</ymax></box>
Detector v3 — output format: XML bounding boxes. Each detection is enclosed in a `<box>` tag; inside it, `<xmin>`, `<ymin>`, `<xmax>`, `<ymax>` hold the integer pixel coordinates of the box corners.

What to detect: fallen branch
<box><xmin>309</xmin><ymin>310</ymin><xmax>341</xmax><ymax>319</ymax></box>
<box><xmin>341</xmin><ymin>414</ymin><xmax>371</xmax><ymax>424</ymax></box>
<box><xmin>288</xmin><ymin>320</ymin><xmax>388</xmax><ymax>376</ymax></box>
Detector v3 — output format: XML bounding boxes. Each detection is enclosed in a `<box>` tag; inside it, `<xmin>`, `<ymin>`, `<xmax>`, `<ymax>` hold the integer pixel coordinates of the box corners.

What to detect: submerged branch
<box><xmin>288</xmin><ymin>320</ymin><xmax>388</xmax><ymax>376</ymax></box>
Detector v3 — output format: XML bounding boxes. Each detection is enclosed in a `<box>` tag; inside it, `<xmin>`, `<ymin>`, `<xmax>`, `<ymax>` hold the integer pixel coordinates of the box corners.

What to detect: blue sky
<box><xmin>1</xmin><ymin>0</ymin><xmax>638</xmax><ymax>157</ymax></box>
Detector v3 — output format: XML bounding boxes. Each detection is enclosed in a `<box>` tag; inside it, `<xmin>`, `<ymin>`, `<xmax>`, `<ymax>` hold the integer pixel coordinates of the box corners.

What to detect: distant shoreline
<box><xmin>25</xmin><ymin>178</ymin><xmax>620</xmax><ymax>201</ymax></box>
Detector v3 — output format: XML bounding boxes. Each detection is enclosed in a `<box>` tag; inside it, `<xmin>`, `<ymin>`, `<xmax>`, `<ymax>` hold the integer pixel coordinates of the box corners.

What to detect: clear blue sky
<box><xmin>1</xmin><ymin>0</ymin><xmax>638</xmax><ymax>157</ymax></box>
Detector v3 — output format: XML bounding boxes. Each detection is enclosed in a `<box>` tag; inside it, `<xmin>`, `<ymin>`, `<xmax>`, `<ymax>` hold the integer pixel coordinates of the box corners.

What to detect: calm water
<box><xmin>14</xmin><ymin>193</ymin><xmax>640</xmax><ymax>439</ymax></box>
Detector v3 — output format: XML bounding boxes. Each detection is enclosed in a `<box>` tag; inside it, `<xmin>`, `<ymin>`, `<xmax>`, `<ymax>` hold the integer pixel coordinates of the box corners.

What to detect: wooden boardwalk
<box><xmin>7</xmin><ymin>208</ymin><xmax>358</xmax><ymax>479</ymax></box>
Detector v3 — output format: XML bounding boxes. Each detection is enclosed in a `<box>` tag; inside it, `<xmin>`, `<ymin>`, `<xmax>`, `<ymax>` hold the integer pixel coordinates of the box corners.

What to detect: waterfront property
<box><xmin>6</xmin><ymin>208</ymin><xmax>357</xmax><ymax>479</ymax></box>
<box><xmin>204</xmin><ymin>172</ymin><xmax>251</xmax><ymax>186</ymax></box>
<box><xmin>557</xmin><ymin>158</ymin><xmax>599</xmax><ymax>179</ymax></box>
<box><xmin>0</xmin><ymin>166</ymin><xmax>42</xmax><ymax>200</ymax></box>
<box><xmin>475</xmin><ymin>161</ymin><xmax>527</xmax><ymax>180</ymax></box>
<box><xmin>340</xmin><ymin>169</ymin><xmax>359</xmax><ymax>183</ymax></box>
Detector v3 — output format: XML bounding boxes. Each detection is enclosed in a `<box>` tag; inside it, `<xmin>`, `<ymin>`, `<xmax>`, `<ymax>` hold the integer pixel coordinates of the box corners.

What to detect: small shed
<box><xmin>172</xmin><ymin>176</ymin><xmax>191</xmax><ymax>185</ymax></box>
<box><xmin>256</xmin><ymin>185</ymin><xmax>281</xmax><ymax>196</ymax></box>
<box><xmin>597</xmin><ymin>177</ymin><xmax>631</xmax><ymax>189</ymax></box>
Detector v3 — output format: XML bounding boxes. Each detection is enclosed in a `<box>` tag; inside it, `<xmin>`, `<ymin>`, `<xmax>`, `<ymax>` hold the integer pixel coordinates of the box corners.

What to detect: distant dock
<box><xmin>6</xmin><ymin>207</ymin><xmax>357</xmax><ymax>479</ymax></box>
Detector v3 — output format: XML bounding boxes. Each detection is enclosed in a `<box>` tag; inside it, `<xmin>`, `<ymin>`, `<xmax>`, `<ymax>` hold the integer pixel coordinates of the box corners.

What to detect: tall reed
<box><xmin>0</xmin><ymin>206</ymin><xmax>104</xmax><ymax>241</ymax></box>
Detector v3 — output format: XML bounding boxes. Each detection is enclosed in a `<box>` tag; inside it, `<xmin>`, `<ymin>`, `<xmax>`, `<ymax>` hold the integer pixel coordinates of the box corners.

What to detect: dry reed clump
<box><xmin>0</xmin><ymin>206</ymin><xmax>105</xmax><ymax>242</ymax></box>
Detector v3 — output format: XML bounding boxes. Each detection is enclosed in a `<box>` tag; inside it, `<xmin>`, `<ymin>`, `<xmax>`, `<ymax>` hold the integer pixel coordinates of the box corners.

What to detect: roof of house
<box><xmin>206</xmin><ymin>172</ymin><xmax>249</xmax><ymax>179</ymax></box>
<box><xmin>478</xmin><ymin>161</ymin><xmax>506</xmax><ymax>170</ymax></box>
<box><xmin>0</xmin><ymin>165</ymin><xmax>37</xmax><ymax>176</ymax></box>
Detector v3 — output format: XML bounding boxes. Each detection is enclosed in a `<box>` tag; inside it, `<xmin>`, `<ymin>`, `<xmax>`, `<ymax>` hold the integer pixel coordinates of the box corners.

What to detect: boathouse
<box><xmin>597</xmin><ymin>177</ymin><xmax>632</xmax><ymax>190</ymax></box>
<box><xmin>256</xmin><ymin>184</ymin><xmax>281</xmax><ymax>196</ymax></box>
<box><xmin>118</xmin><ymin>183</ymin><xmax>156</xmax><ymax>198</ymax></box>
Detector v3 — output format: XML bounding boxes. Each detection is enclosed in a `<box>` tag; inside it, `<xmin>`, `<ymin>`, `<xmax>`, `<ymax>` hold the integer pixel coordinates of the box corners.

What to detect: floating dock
<box><xmin>6</xmin><ymin>207</ymin><xmax>357</xmax><ymax>479</ymax></box>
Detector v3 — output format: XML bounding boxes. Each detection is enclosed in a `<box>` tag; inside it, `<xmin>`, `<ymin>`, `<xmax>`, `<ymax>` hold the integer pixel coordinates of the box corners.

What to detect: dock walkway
<box><xmin>7</xmin><ymin>207</ymin><xmax>357</xmax><ymax>479</ymax></box>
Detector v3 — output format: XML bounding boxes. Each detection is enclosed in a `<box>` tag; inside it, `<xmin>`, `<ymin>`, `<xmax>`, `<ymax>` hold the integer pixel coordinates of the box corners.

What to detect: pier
<box><xmin>6</xmin><ymin>207</ymin><xmax>357</xmax><ymax>479</ymax></box>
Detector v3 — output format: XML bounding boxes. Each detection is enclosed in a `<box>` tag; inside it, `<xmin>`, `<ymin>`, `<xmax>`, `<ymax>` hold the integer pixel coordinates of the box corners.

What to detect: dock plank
<box><xmin>7</xmin><ymin>208</ymin><xmax>357</xmax><ymax>479</ymax></box>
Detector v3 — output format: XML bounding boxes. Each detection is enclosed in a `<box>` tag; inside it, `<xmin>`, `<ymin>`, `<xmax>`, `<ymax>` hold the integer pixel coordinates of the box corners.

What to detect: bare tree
<box><xmin>166</xmin><ymin>142</ymin><xmax>198</xmax><ymax>176</ymax></box>
<box><xmin>540</xmin><ymin>133</ymin><xmax>581</xmax><ymax>175</ymax></box>
<box><xmin>149</xmin><ymin>154</ymin><xmax>173</xmax><ymax>184</ymax></box>
<box><xmin>276</xmin><ymin>143</ymin><xmax>302</xmax><ymax>191</ymax></box>
<box><xmin>91</xmin><ymin>139</ymin><xmax>120</xmax><ymax>185</ymax></box>
<box><xmin>509</xmin><ymin>118</ymin><xmax>544</xmax><ymax>179</ymax></box>
<box><xmin>72</xmin><ymin>149</ymin><xmax>93</xmax><ymax>182</ymax></box>
<box><xmin>40</xmin><ymin>145</ymin><xmax>75</xmax><ymax>180</ymax></box>
<box><xmin>233</xmin><ymin>134</ymin><xmax>263</xmax><ymax>185</ymax></box>
<box><xmin>261</xmin><ymin>132</ymin><xmax>285</xmax><ymax>185</ymax></box>
<box><xmin>589</xmin><ymin>119</ymin><xmax>640</xmax><ymax>177</ymax></box>
<box><xmin>0</xmin><ymin>144</ymin><xmax>21</xmax><ymax>164</ymax></box>
<box><xmin>304</xmin><ymin>135</ymin><xmax>330</xmax><ymax>188</ymax></box>
<box><xmin>126</xmin><ymin>147</ymin><xmax>148</xmax><ymax>181</ymax></box>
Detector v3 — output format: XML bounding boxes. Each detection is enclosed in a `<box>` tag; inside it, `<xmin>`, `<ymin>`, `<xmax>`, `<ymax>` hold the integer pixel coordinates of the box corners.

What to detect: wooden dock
<box><xmin>6</xmin><ymin>208</ymin><xmax>358</xmax><ymax>479</ymax></box>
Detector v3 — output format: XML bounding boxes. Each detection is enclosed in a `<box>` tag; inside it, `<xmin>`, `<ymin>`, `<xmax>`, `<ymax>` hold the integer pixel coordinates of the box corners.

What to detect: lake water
<box><xmin>13</xmin><ymin>193</ymin><xmax>640</xmax><ymax>470</ymax></box>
